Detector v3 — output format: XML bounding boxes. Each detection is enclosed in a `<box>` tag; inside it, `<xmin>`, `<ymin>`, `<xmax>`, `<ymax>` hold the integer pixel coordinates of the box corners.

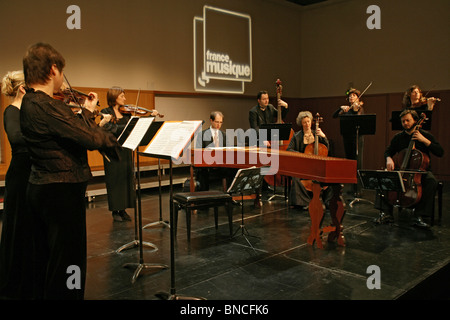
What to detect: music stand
<box><xmin>142</xmin><ymin>120</ymin><xmax>204</xmax><ymax>300</ymax></box>
<box><xmin>259</xmin><ymin>123</ymin><xmax>292</xmax><ymax>201</ymax></box>
<box><xmin>390</xmin><ymin>111</ymin><xmax>432</xmax><ymax>131</ymax></box>
<box><xmin>259</xmin><ymin>123</ymin><xmax>292</xmax><ymax>142</ymax></box>
<box><xmin>358</xmin><ymin>169</ymin><xmax>406</xmax><ymax>222</ymax></box>
<box><xmin>339</xmin><ymin>114</ymin><xmax>376</xmax><ymax>207</ymax></box>
<box><xmin>141</xmin><ymin>122</ymin><xmax>171</xmax><ymax>230</ymax></box>
<box><xmin>117</xmin><ymin>118</ymin><xmax>168</xmax><ymax>283</ymax></box>
<box><xmin>227</xmin><ymin>167</ymin><xmax>265</xmax><ymax>252</ymax></box>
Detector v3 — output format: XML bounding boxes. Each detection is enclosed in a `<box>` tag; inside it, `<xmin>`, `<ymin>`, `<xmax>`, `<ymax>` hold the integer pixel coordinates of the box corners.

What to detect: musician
<box><xmin>20</xmin><ymin>42</ymin><xmax>119</xmax><ymax>299</ymax></box>
<box><xmin>99</xmin><ymin>87</ymin><xmax>134</xmax><ymax>222</ymax></box>
<box><xmin>287</xmin><ymin>111</ymin><xmax>331</xmax><ymax>209</ymax></box>
<box><xmin>195</xmin><ymin>111</ymin><xmax>234</xmax><ymax>191</ymax></box>
<box><xmin>0</xmin><ymin>71</ymin><xmax>33</xmax><ymax>299</ymax></box>
<box><xmin>249</xmin><ymin>90</ymin><xmax>288</xmax><ymax>146</ymax></box>
<box><xmin>375</xmin><ymin>109</ymin><xmax>444</xmax><ymax>227</ymax></box>
<box><xmin>332</xmin><ymin>88</ymin><xmax>364</xmax><ymax>160</ymax></box>
<box><xmin>402</xmin><ymin>85</ymin><xmax>439</xmax><ymax>111</ymax></box>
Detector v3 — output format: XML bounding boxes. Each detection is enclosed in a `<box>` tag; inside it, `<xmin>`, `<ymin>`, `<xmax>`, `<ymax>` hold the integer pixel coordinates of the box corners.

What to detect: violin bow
<box><xmin>358</xmin><ymin>81</ymin><xmax>373</xmax><ymax>100</ymax></box>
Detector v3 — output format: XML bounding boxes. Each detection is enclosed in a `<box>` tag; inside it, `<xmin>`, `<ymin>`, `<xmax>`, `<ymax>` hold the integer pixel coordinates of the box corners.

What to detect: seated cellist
<box><xmin>287</xmin><ymin>111</ymin><xmax>332</xmax><ymax>210</ymax></box>
<box><xmin>375</xmin><ymin>109</ymin><xmax>444</xmax><ymax>228</ymax></box>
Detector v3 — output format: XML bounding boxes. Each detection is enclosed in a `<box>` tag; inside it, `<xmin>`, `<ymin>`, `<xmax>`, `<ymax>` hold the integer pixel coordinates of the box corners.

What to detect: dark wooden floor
<box><xmin>81</xmin><ymin>180</ymin><xmax>450</xmax><ymax>303</ymax></box>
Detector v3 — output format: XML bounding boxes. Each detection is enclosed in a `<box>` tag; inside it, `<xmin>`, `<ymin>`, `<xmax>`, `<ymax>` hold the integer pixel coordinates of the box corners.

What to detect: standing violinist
<box><xmin>0</xmin><ymin>70</ymin><xmax>32</xmax><ymax>299</ymax></box>
<box><xmin>375</xmin><ymin>109</ymin><xmax>444</xmax><ymax>227</ymax></box>
<box><xmin>332</xmin><ymin>88</ymin><xmax>365</xmax><ymax>195</ymax></box>
<box><xmin>287</xmin><ymin>111</ymin><xmax>331</xmax><ymax>209</ymax></box>
<box><xmin>20</xmin><ymin>42</ymin><xmax>119</xmax><ymax>299</ymax></box>
<box><xmin>100</xmin><ymin>86</ymin><xmax>159</xmax><ymax>222</ymax></box>
<box><xmin>402</xmin><ymin>85</ymin><xmax>440</xmax><ymax>111</ymax></box>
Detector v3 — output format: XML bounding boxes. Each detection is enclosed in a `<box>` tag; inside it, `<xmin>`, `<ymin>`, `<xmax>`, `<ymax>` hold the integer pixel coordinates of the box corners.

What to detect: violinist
<box><xmin>332</xmin><ymin>87</ymin><xmax>364</xmax><ymax>160</ymax></box>
<box><xmin>287</xmin><ymin>111</ymin><xmax>332</xmax><ymax>210</ymax></box>
<box><xmin>375</xmin><ymin>109</ymin><xmax>444</xmax><ymax>228</ymax></box>
<box><xmin>0</xmin><ymin>70</ymin><xmax>32</xmax><ymax>299</ymax></box>
<box><xmin>20</xmin><ymin>42</ymin><xmax>119</xmax><ymax>299</ymax></box>
<box><xmin>402</xmin><ymin>85</ymin><xmax>440</xmax><ymax>111</ymax></box>
<box><xmin>333</xmin><ymin>88</ymin><xmax>365</xmax><ymax>195</ymax></box>
<box><xmin>100</xmin><ymin>87</ymin><xmax>159</xmax><ymax>222</ymax></box>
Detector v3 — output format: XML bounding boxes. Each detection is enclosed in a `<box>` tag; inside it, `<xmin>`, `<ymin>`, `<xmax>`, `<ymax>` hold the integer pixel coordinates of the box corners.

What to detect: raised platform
<box><xmin>79</xmin><ymin>181</ymin><xmax>450</xmax><ymax>303</ymax></box>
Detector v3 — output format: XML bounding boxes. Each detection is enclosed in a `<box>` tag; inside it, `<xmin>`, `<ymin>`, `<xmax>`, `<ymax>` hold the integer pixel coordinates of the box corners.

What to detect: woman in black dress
<box><xmin>287</xmin><ymin>111</ymin><xmax>331</xmax><ymax>209</ymax></box>
<box><xmin>101</xmin><ymin>87</ymin><xmax>159</xmax><ymax>222</ymax></box>
<box><xmin>0</xmin><ymin>71</ymin><xmax>32</xmax><ymax>299</ymax></box>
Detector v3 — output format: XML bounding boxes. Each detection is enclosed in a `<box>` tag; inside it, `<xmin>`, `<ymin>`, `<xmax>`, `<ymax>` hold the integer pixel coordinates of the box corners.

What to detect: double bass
<box><xmin>302</xmin><ymin>113</ymin><xmax>328</xmax><ymax>191</ymax></box>
<box><xmin>387</xmin><ymin>113</ymin><xmax>429</xmax><ymax>208</ymax></box>
<box><xmin>264</xmin><ymin>79</ymin><xmax>294</xmax><ymax>187</ymax></box>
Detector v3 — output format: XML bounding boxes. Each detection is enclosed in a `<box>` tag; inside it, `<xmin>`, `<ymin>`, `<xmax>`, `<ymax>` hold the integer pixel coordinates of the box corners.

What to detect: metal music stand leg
<box><xmin>267</xmin><ymin>175</ymin><xmax>287</xmax><ymax>202</ymax></box>
<box><xmin>122</xmin><ymin>151</ymin><xmax>168</xmax><ymax>283</ymax></box>
<box><xmin>143</xmin><ymin>159</ymin><xmax>170</xmax><ymax>229</ymax></box>
<box><xmin>116</xmin><ymin>150</ymin><xmax>158</xmax><ymax>253</ymax></box>
<box><xmin>155</xmin><ymin>161</ymin><xmax>205</xmax><ymax>300</ymax></box>
<box><xmin>349</xmin><ymin>127</ymin><xmax>373</xmax><ymax>208</ymax></box>
<box><xmin>232</xmin><ymin>193</ymin><xmax>259</xmax><ymax>252</ymax></box>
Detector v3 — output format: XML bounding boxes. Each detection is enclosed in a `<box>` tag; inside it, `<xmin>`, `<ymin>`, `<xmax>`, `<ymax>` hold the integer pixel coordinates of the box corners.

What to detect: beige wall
<box><xmin>299</xmin><ymin>0</ymin><xmax>450</xmax><ymax>97</ymax></box>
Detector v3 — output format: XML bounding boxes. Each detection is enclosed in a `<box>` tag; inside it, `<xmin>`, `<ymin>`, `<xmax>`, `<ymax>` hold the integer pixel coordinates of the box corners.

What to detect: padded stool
<box><xmin>173</xmin><ymin>191</ymin><xmax>234</xmax><ymax>241</ymax></box>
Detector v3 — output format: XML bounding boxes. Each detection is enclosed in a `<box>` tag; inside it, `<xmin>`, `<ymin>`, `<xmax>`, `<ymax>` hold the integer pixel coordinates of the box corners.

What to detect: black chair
<box><xmin>173</xmin><ymin>191</ymin><xmax>234</xmax><ymax>241</ymax></box>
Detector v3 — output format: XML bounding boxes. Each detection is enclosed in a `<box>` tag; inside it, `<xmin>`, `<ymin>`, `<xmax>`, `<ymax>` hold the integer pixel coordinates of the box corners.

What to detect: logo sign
<box><xmin>194</xmin><ymin>6</ymin><xmax>252</xmax><ymax>94</ymax></box>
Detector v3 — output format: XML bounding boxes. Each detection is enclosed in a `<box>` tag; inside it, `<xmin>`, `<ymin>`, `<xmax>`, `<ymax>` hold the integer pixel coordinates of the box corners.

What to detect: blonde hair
<box><xmin>1</xmin><ymin>70</ymin><xmax>25</xmax><ymax>97</ymax></box>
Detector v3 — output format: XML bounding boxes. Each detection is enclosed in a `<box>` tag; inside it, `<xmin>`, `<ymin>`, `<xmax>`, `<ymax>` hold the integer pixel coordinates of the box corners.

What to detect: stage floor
<box><xmin>81</xmin><ymin>181</ymin><xmax>450</xmax><ymax>301</ymax></box>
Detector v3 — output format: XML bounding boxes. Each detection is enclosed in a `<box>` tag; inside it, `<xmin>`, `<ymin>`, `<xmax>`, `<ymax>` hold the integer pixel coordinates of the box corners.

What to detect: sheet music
<box><xmin>118</xmin><ymin>116</ymin><xmax>154</xmax><ymax>150</ymax></box>
<box><xmin>143</xmin><ymin>120</ymin><xmax>202</xmax><ymax>159</ymax></box>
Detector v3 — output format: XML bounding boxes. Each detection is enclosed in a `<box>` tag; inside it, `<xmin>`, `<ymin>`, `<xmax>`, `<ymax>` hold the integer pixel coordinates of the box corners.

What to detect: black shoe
<box><xmin>375</xmin><ymin>212</ymin><xmax>394</xmax><ymax>224</ymax></box>
<box><xmin>412</xmin><ymin>216</ymin><xmax>429</xmax><ymax>229</ymax></box>
<box><xmin>112</xmin><ymin>210</ymin><xmax>131</xmax><ymax>222</ymax></box>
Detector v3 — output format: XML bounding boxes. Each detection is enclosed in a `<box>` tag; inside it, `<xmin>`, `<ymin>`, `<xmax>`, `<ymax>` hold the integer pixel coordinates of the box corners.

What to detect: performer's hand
<box><xmin>278</xmin><ymin>99</ymin><xmax>288</xmax><ymax>108</ymax></box>
<box><xmin>426</xmin><ymin>97</ymin><xmax>440</xmax><ymax>111</ymax></box>
<box><xmin>316</xmin><ymin>128</ymin><xmax>326</xmax><ymax>138</ymax></box>
<box><xmin>386</xmin><ymin>157</ymin><xmax>395</xmax><ymax>171</ymax></box>
<box><xmin>412</xmin><ymin>131</ymin><xmax>430</xmax><ymax>146</ymax></box>
<box><xmin>263</xmin><ymin>140</ymin><xmax>271</xmax><ymax>147</ymax></box>
<box><xmin>340</xmin><ymin>105</ymin><xmax>350</xmax><ymax>113</ymax></box>
<box><xmin>99</xmin><ymin>114</ymin><xmax>112</xmax><ymax>127</ymax></box>
<box><xmin>84</xmin><ymin>92</ymin><xmax>99</xmax><ymax>113</ymax></box>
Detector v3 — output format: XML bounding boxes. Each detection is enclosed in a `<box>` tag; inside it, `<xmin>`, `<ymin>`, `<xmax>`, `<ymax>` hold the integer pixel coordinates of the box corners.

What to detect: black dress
<box><xmin>100</xmin><ymin>108</ymin><xmax>135</xmax><ymax>212</ymax></box>
<box><xmin>0</xmin><ymin>105</ymin><xmax>32</xmax><ymax>299</ymax></box>
<box><xmin>286</xmin><ymin>130</ymin><xmax>332</xmax><ymax>207</ymax></box>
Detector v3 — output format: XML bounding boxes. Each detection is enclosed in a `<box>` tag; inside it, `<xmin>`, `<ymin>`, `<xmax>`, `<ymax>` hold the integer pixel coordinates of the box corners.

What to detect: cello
<box><xmin>302</xmin><ymin>113</ymin><xmax>328</xmax><ymax>191</ymax></box>
<box><xmin>264</xmin><ymin>79</ymin><xmax>294</xmax><ymax>187</ymax></box>
<box><xmin>387</xmin><ymin>113</ymin><xmax>429</xmax><ymax>208</ymax></box>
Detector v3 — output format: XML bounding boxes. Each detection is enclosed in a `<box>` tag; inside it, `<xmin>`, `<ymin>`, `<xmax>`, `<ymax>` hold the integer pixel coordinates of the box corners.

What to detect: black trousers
<box><xmin>374</xmin><ymin>171</ymin><xmax>437</xmax><ymax>218</ymax></box>
<box><xmin>27</xmin><ymin>182</ymin><xmax>88</xmax><ymax>300</ymax></box>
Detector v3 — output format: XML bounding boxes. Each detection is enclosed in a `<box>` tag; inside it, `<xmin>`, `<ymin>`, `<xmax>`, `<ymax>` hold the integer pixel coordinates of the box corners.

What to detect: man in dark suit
<box><xmin>248</xmin><ymin>90</ymin><xmax>288</xmax><ymax>146</ymax></box>
<box><xmin>195</xmin><ymin>111</ymin><xmax>232</xmax><ymax>191</ymax></box>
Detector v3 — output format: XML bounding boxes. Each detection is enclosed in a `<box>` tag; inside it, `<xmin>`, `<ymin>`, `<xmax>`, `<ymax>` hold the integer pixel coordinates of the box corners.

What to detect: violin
<box><xmin>54</xmin><ymin>87</ymin><xmax>100</xmax><ymax>107</ymax></box>
<box><xmin>119</xmin><ymin>104</ymin><xmax>164</xmax><ymax>118</ymax></box>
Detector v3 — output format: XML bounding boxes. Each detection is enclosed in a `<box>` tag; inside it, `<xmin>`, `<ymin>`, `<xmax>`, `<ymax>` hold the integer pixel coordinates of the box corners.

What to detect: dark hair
<box><xmin>107</xmin><ymin>86</ymin><xmax>124</xmax><ymax>107</ymax></box>
<box><xmin>210</xmin><ymin>111</ymin><xmax>224</xmax><ymax>121</ymax></box>
<box><xmin>257</xmin><ymin>90</ymin><xmax>268</xmax><ymax>100</ymax></box>
<box><xmin>402</xmin><ymin>85</ymin><xmax>426</xmax><ymax>108</ymax></box>
<box><xmin>23</xmin><ymin>42</ymin><xmax>65</xmax><ymax>86</ymax></box>
<box><xmin>399</xmin><ymin>108</ymin><xmax>419</xmax><ymax>121</ymax></box>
